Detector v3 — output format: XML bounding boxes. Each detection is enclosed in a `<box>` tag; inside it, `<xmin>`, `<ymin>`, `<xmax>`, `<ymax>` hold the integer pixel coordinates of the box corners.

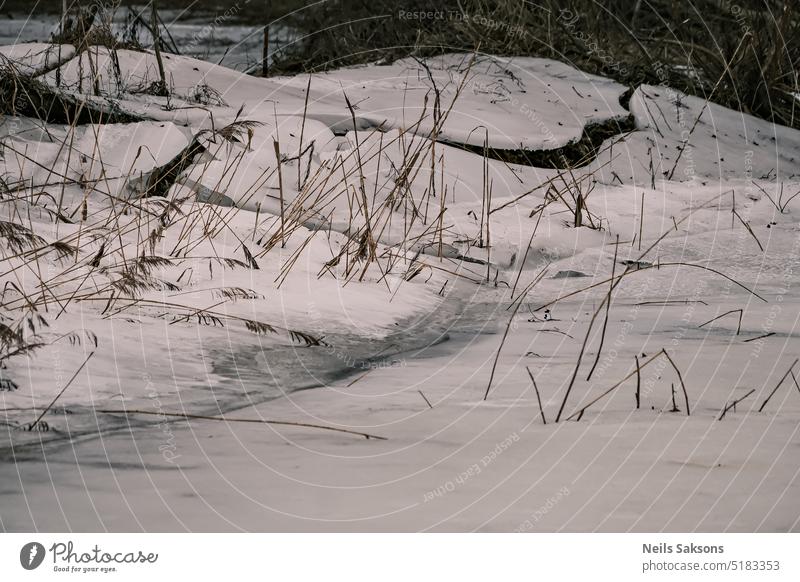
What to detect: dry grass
<box><xmin>0</xmin><ymin>44</ymin><xmax>487</xmax><ymax>387</ymax></box>
<box><xmin>1</xmin><ymin>4</ymin><xmax>795</xmax><ymax>439</ymax></box>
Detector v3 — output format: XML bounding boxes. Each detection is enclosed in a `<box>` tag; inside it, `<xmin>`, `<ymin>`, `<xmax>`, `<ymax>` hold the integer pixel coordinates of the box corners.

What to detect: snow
<box><xmin>589</xmin><ymin>84</ymin><xmax>800</xmax><ymax>183</ymax></box>
<box><xmin>0</xmin><ymin>43</ymin><xmax>799</xmax><ymax>532</ymax></box>
<box><xmin>277</xmin><ymin>54</ymin><xmax>631</xmax><ymax>150</ymax></box>
<box><xmin>75</xmin><ymin>121</ymin><xmax>192</xmax><ymax>197</ymax></box>
<box><xmin>0</xmin><ymin>42</ymin><xmax>75</xmax><ymax>75</ymax></box>
<box><xmin>41</xmin><ymin>49</ymin><xmax>630</xmax><ymax>151</ymax></box>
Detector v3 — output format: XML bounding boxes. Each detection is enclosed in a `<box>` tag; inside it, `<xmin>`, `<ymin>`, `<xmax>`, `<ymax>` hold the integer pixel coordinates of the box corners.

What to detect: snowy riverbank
<box><xmin>0</xmin><ymin>43</ymin><xmax>798</xmax><ymax>531</ymax></box>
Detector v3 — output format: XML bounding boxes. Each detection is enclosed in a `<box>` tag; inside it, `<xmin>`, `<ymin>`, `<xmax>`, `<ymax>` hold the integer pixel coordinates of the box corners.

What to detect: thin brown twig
<box><xmin>698</xmin><ymin>309</ymin><xmax>743</xmax><ymax>335</ymax></box>
<box><xmin>586</xmin><ymin>234</ymin><xmax>619</xmax><ymax>381</ymax></box>
<box><xmin>526</xmin><ymin>366</ymin><xmax>547</xmax><ymax>425</ymax></box>
<box><xmin>96</xmin><ymin>408</ymin><xmax>387</xmax><ymax>440</ymax></box>
<box><xmin>718</xmin><ymin>388</ymin><xmax>755</xmax><ymax>420</ymax></box>
<box><xmin>418</xmin><ymin>390</ymin><xmax>433</xmax><ymax>409</ymax></box>
<box><xmin>758</xmin><ymin>358</ymin><xmax>799</xmax><ymax>412</ymax></box>
<box><xmin>731</xmin><ymin>208</ymin><xmax>764</xmax><ymax>252</ymax></box>
<box><xmin>32</xmin><ymin>351</ymin><xmax>94</xmax><ymax>427</ymax></box>
<box><xmin>662</xmin><ymin>349</ymin><xmax>690</xmax><ymax>416</ymax></box>
<box><xmin>564</xmin><ymin>350</ymin><xmax>665</xmax><ymax>421</ymax></box>
<box><xmin>743</xmin><ymin>332</ymin><xmax>774</xmax><ymax>343</ymax></box>
<box><xmin>484</xmin><ymin>276</ymin><xmax>545</xmax><ymax>401</ymax></box>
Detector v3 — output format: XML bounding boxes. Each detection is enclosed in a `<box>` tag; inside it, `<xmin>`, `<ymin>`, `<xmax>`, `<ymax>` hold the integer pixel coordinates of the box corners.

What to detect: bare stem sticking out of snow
<box><xmin>758</xmin><ymin>358</ymin><xmax>799</xmax><ymax>413</ymax></box>
<box><xmin>96</xmin><ymin>408</ymin><xmax>388</xmax><ymax>440</ymax></box>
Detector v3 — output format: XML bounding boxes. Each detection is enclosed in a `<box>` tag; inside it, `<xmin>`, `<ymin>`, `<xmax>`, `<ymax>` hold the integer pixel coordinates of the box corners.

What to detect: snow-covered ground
<box><xmin>0</xmin><ymin>44</ymin><xmax>799</xmax><ymax>532</ymax></box>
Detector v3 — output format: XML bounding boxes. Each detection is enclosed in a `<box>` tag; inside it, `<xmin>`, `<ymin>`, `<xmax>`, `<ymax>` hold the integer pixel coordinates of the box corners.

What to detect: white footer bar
<box><xmin>1</xmin><ymin>533</ymin><xmax>797</xmax><ymax>581</ymax></box>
